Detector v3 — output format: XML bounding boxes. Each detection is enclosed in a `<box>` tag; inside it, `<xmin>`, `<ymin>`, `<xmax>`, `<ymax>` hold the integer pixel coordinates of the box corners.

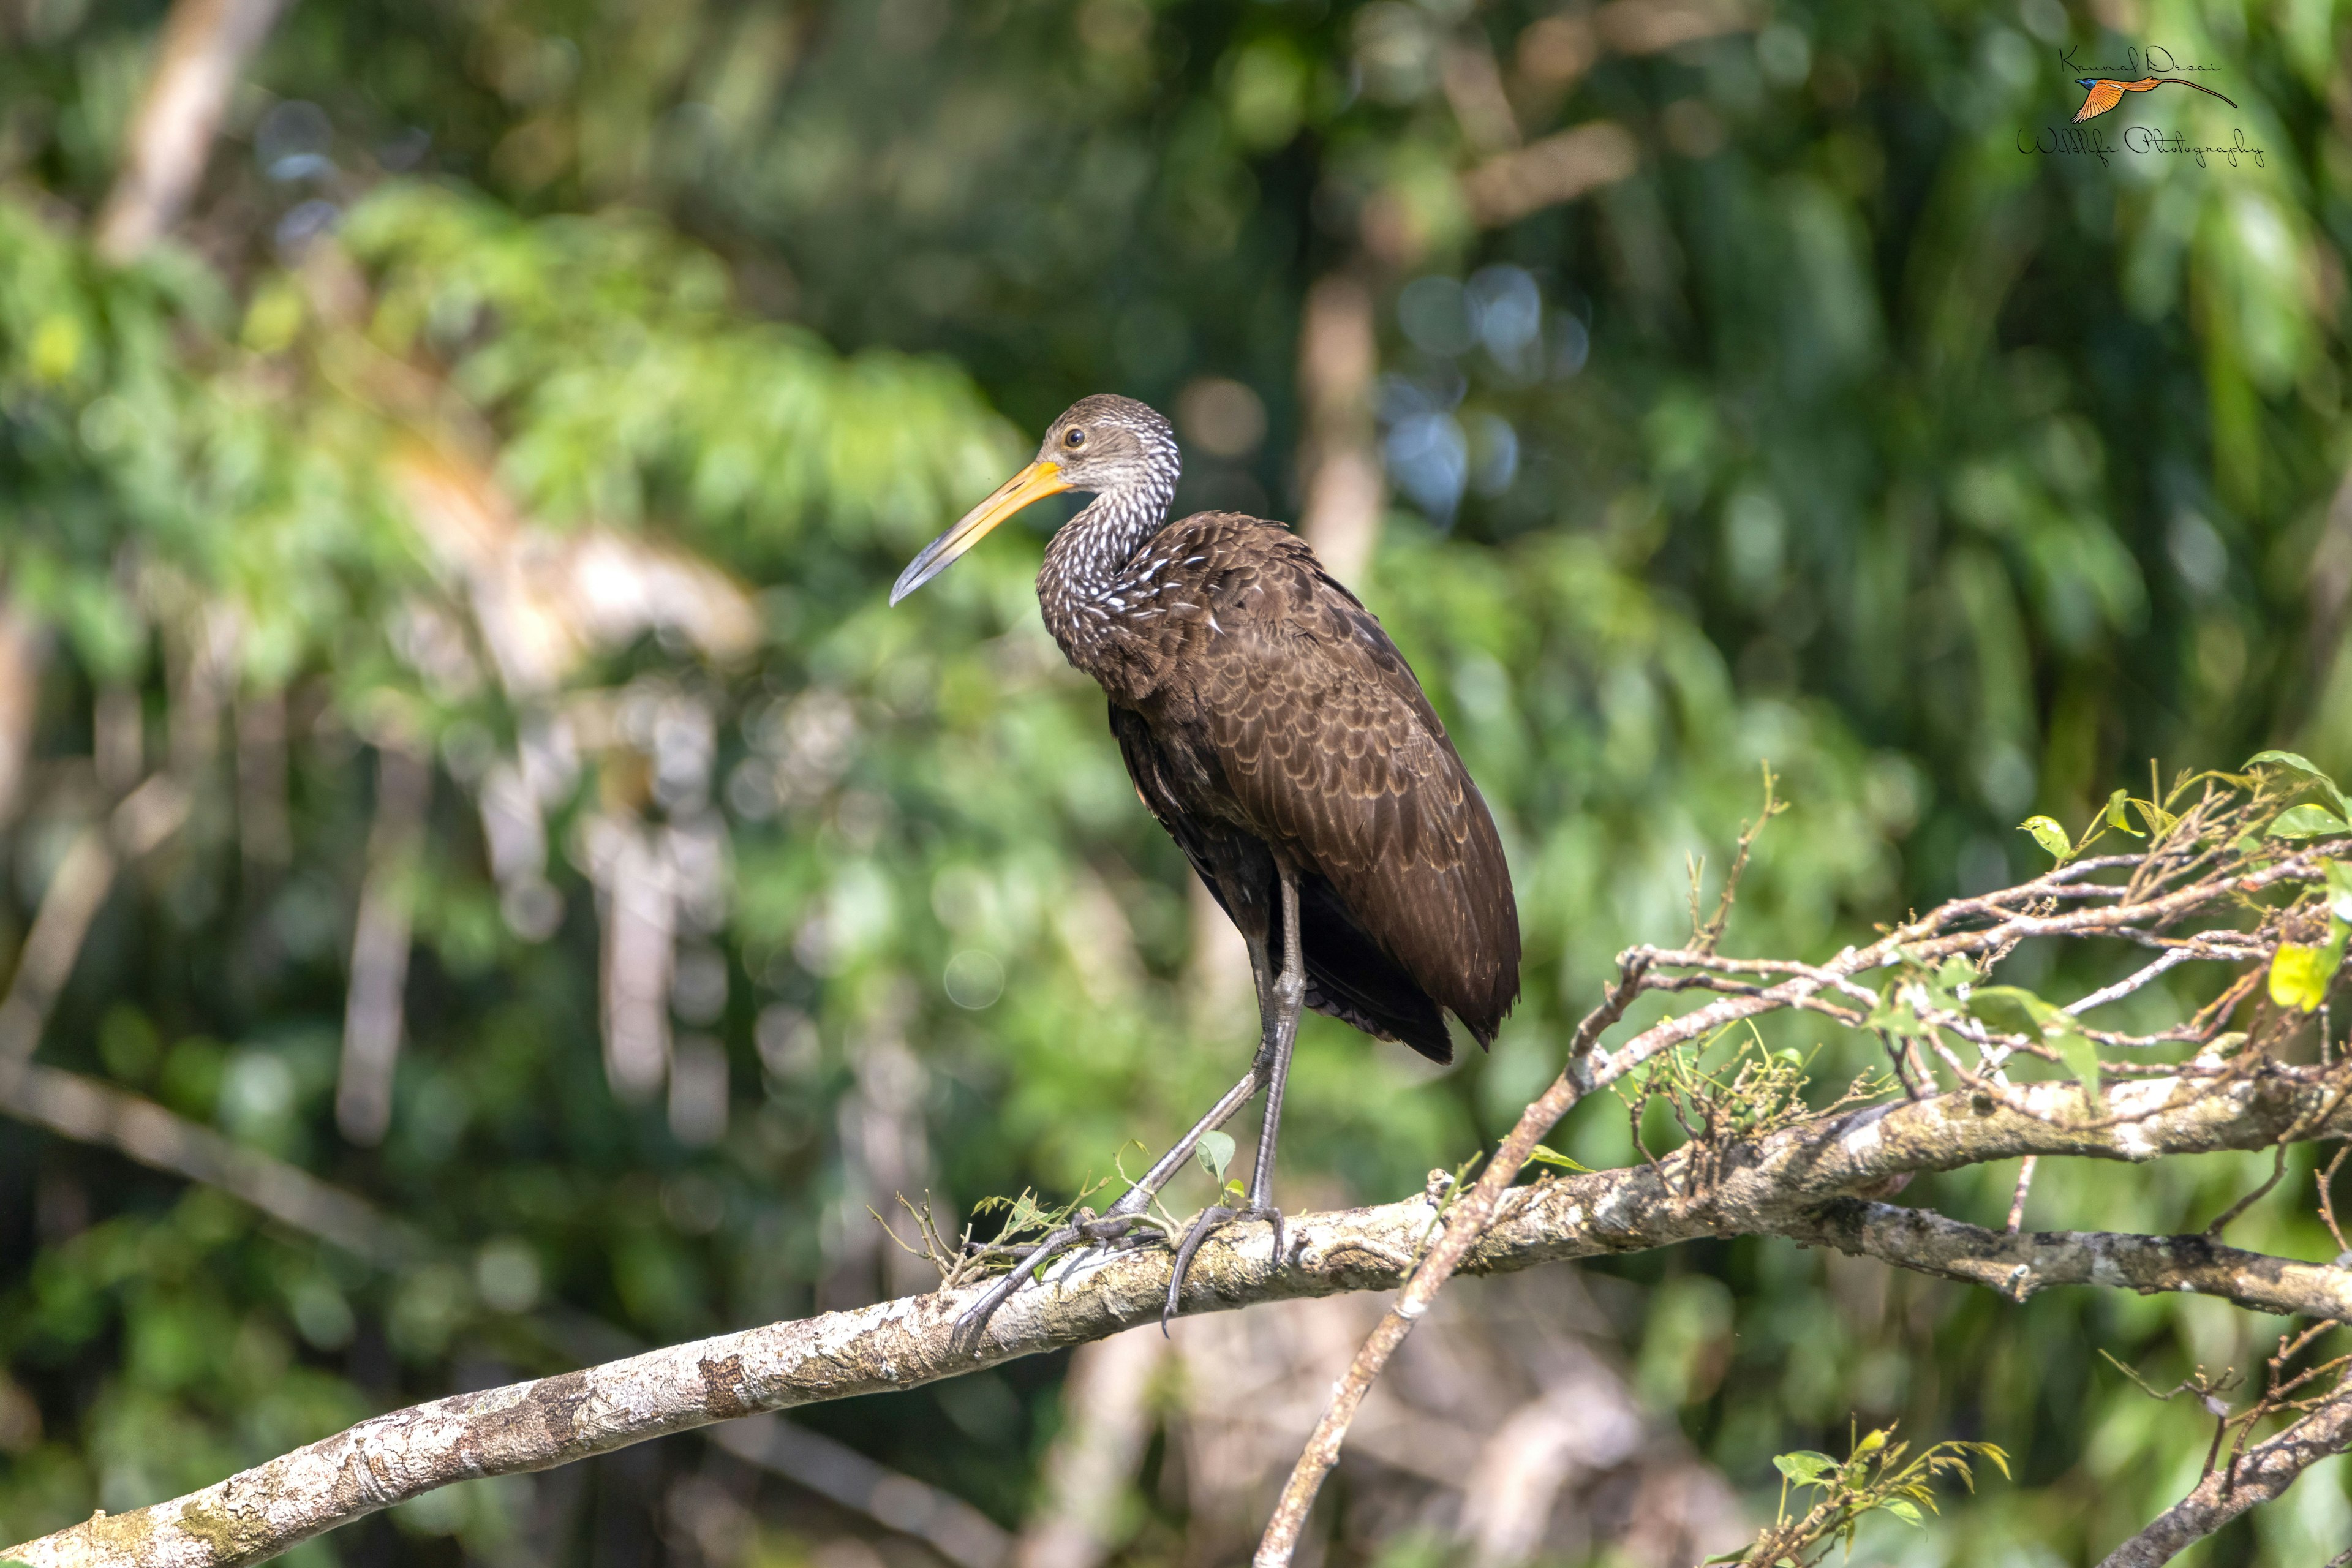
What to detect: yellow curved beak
<box><xmin>889</xmin><ymin>460</ymin><xmax>1071</xmax><ymax>605</ymax></box>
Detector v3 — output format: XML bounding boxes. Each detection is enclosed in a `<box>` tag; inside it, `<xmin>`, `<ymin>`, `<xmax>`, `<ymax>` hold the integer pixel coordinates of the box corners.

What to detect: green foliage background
<box><xmin>1</xmin><ymin>0</ymin><xmax>2350</xmax><ymax>1562</ymax></box>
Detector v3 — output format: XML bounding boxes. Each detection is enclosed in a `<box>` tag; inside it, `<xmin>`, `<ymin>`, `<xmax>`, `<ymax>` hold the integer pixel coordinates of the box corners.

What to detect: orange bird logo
<box><xmin>2072</xmin><ymin>76</ymin><xmax>2237</xmax><ymax>123</ymax></box>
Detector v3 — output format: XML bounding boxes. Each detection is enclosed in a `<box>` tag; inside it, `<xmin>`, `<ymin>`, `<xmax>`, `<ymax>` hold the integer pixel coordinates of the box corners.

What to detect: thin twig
<box><xmin>2097</xmin><ymin>1371</ymin><xmax>2352</xmax><ymax>1566</ymax></box>
<box><xmin>1252</xmin><ymin>945</ymin><xmax>1653</xmax><ymax>1565</ymax></box>
<box><xmin>2007</xmin><ymin>1156</ymin><xmax>2038</xmax><ymax>1235</ymax></box>
<box><xmin>2067</xmin><ymin>948</ymin><xmax>2195</xmax><ymax>1016</ymax></box>
<box><xmin>2322</xmin><ymin>1147</ymin><xmax>2351</xmax><ymax>1256</ymax></box>
<box><xmin>2204</xmin><ymin>1147</ymin><xmax>2291</xmax><ymax>1240</ymax></box>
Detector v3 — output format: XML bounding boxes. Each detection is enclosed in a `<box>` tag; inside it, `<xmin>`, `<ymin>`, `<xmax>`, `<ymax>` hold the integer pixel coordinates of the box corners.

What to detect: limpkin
<box><xmin>892</xmin><ymin>394</ymin><xmax>1520</xmax><ymax>1336</ymax></box>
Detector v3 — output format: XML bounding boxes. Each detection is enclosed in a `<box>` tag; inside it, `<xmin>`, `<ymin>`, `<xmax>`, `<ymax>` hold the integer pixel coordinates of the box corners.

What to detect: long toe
<box><xmin>1163</xmin><ymin>1206</ymin><xmax>1237</xmax><ymax>1330</ymax></box>
<box><xmin>956</xmin><ymin>1210</ymin><xmax>1163</xmax><ymax>1352</ymax></box>
<box><xmin>1161</xmin><ymin>1204</ymin><xmax>1287</xmax><ymax>1329</ymax></box>
<box><xmin>955</xmin><ymin>1223</ymin><xmax>1087</xmax><ymax>1351</ymax></box>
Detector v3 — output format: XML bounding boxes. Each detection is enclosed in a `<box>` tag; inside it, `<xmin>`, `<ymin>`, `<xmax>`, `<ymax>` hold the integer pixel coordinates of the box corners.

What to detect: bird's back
<box><xmin>1085</xmin><ymin>513</ymin><xmax>1521</xmax><ymax>1059</ymax></box>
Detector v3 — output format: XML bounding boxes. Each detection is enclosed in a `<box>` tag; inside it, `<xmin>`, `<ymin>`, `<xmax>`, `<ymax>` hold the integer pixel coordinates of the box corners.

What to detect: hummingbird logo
<box><xmin>2071</xmin><ymin>75</ymin><xmax>2237</xmax><ymax>123</ymax></box>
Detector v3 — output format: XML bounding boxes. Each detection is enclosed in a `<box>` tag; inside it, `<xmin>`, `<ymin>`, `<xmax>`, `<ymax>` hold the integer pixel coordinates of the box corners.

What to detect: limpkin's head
<box><xmin>889</xmin><ymin>394</ymin><xmax>1177</xmax><ymax>605</ymax></box>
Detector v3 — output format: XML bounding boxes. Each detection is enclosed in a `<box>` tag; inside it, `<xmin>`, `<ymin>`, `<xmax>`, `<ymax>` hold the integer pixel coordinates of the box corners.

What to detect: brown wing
<box><xmin>1149</xmin><ymin>517</ymin><xmax>1521</xmax><ymax>1044</ymax></box>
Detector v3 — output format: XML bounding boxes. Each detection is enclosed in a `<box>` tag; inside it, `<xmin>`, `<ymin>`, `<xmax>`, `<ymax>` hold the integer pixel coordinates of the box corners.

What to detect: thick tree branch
<box><xmin>13</xmin><ymin>1065</ymin><xmax>2352</xmax><ymax>1568</ymax></box>
<box><xmin>1783</xmin><ymin>1199</ymin><xmax>2352</xmax><ymax>1321</ymax></box>
<box><xmin>2096</xmin><ymin>1381</ymin><xmax>2352</xmax><ymax>1567</ymax></box>
<box><xmin>0</xmin><ymin>1053</ymin><xmax>1002</xmax><ymax>1563</ymax></box>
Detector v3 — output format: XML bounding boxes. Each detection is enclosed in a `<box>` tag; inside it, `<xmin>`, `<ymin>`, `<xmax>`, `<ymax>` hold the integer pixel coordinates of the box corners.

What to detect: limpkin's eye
<box><xmin>1063</xmin><ymin>428</ymin><xmax>1087</xmax><ymax>450</ymax></box>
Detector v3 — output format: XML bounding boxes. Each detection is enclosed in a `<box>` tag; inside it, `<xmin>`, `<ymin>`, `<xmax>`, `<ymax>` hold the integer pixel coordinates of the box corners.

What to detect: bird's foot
<box><xmin>1162</xmin><ymin>1204</ymin><xmax>1284</xmax><ymax>1331</ymax></box>
<box><xmin>952</xmin><ymin>1209</ymin><xmax>1162</xmax><ymax>1354</ymax></box>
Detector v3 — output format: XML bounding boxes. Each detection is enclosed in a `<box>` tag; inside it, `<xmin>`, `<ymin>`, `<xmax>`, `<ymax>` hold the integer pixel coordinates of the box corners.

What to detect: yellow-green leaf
<box><xmin>1773</xmin><ymin>1450</ymin><xmax>1836</xmax><ymax>1485</ymax></box>
<box><xmin>2103</xmin><ymin>788</ymin><xmax>2143</xmax><ymax>837</ymax></box>
<box><xmin>1525</xmin><ymin>1144</ymin><xmax>1591</xmax><ymax>1174</ymax></box>
<box><xmin>2268</xmin><ymin>804</ymin><xmax>2348</xmax><ymax>840</ymax></box>
<box><xmin>29</xmin><ymin>315</ymin><xmax>82</xmax><ymax>383</ymax></box>
<box><xmin>2270</xmin><ymin>940</ymin><xmax>2344</xmax><ymax>1012</ymax></box>
<box><xmin>2019</xmin><ymin>815</ymin><xmax>2071</xmax><ymax>862</ymax></box>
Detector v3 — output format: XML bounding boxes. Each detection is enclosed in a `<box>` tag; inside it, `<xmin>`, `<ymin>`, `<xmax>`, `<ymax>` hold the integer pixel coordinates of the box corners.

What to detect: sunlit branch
<box><xmin>1257</xmin><ymin>805</ymin><xmax>2337</xmax><ymax>1566</ymax></box>
<box><xmin>13</xmin><ymin>1061</ymin><xmax>2352</xmax><ymax>1568</ymax></box>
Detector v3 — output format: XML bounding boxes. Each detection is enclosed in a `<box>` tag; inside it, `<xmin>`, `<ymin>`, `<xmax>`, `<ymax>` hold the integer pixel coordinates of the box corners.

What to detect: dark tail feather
<box><xmin>1295</xmin><ymin>873</ymin><xmax>1455</xmax><ymax>1064</ymax></box>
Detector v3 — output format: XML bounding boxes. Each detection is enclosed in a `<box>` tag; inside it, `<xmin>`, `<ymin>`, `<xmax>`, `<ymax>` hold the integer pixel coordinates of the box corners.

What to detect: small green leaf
<box><xmin>1966</xmin><ymin>984</ymin><xmax>2045</xmax><ymax>1037</ymax></box>
<box><xmin>2268</xmin><ymin>804</ymin><xmax>2349</xmax><ymax>840</ymax></box>
<box><xmin>1937</xmin><ymin>957</ymin><xmax>1977</xmax><ymax>986</ymax></box>
<box><xmin>1866</xmin><ymin>985</ymin><xmax>1924</xmax><ymax>1036</ymax></box>
<box><xmin>1882</xmin><ymin>1499</ymin><xmax>1924</xmax><ymax>1525</ymax></box>
<box><xmin>1525</xmin><ymin>1144</ymin><xmax>1591</xmax><ymax>1174</ymax></box>
<box><xmin>1196</xmin><ymin>1131</ymin><xmax>1235</xmax><ymax>1185</ymax></box>
<box><xmin>2269</xmin><ymin>939</ymin><xmax>2346</xmax><ymax>1012</ymax></box>
<box><xmin>2249</xmin><ymin>750</ymin><xmax>2352</xmax><ymax>820</ymax></box>
<box><xmin>1973</xmin><ymin>987</ymin><xmax>2101</xmax><ymax>1107</ymax></box>
<box><xmin>2019</xmin><ymin>815</ymin><xmax>2071</xmax><ymax>862</ymax></box>
<box><xmin>2133</xmin><ymin>799</ymin><xmax>2178</xmax><ymax>837</ymax></box>
<box><xmin>1773</xmin><ymin>1450</ymin><xmax>1836</xmax><ymax>1485</ymax></box>
<box><xmin>2048</xmin><ymin>1017</ymin><xmax>2104</xmax><ymax>1112</ymax></box>
<box><xmin>1854</xmin><ymin>1427</ymin><xmax>1888</xmax><ymax>1455</ymax></box>
<box><xmin>2103</xmin><ymin>788</ymin><xmax>2144</xmax><ymax>837</ymax></box>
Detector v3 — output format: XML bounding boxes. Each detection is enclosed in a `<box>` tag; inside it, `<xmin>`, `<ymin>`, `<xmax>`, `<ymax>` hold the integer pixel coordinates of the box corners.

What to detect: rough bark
<box><xmin>2095</xmin><ymin>1383</ymin><xmax>2352</xmax><ymax>1567</ymax></box>
<box><xmin>11</xmin><ymin>1066</ymin><xmax>2352</xmax><ymax>1568</ymax></box>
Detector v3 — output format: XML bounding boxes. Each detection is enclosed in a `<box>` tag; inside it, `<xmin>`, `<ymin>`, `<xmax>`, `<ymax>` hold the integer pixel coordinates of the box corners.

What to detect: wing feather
<box><xmin>1145</xmin><ymin>518</ymin><xmax>1521</xmax><ymax>1040</ymax></box>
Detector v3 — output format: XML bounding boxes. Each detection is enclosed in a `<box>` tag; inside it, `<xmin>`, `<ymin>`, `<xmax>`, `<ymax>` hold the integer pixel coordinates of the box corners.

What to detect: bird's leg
<box><xmin>1251</xmin><ymin>863</ymin><xmax>1305</xmax><ymax>1210</ymax></box>
<box><xmin>1165</xmin><ymin>864</ymin><xmax>1303</xmax><ymax>1326</ymax></box>
<box><xmin>952</xmin><ymin>1049</ymin><xmax>1272</xmax><ymax>1352</ymax></box>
